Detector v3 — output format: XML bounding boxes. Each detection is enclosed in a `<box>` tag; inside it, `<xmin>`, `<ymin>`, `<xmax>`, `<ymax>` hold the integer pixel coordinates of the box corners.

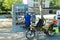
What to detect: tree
<box><xmin>2</xmin><ymin>0</ymin><xmax>22</xmax><ymax>11</ymax></box>
<box><xmin>50</xmin><ymin>0</ymin><xmax>60</xmax><ymax>8</ymax></box>
<box><xmin>0</xmin><ymin>0</ymin><xmax>4</xmax><ymax>11</ymax></box>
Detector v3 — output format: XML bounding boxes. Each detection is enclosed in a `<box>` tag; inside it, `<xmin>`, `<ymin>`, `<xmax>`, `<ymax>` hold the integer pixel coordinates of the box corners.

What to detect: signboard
<box><xmin>12</xmin><ymin>4</ymin><xmax>28</xmax><ymax>32</ymax></box>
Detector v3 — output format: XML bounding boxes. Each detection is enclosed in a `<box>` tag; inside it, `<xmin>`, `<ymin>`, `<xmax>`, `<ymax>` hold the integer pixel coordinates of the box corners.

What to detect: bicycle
<box><xmin>25</xmin><ymin>23</ymin><xmax>56</xmax><ymax>39</ymax></box>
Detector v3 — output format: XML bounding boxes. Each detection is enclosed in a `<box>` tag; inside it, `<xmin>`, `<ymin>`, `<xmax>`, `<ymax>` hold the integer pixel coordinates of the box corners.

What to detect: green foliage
<box><xmin>2</xmin><ymin>0</ymin><xmax>22</xmax><ymax>11</ymax></box>
<box><xmin>50</xmin><ymin>0</ymin><xmax>60</xmax><ymax>8</ymax></box>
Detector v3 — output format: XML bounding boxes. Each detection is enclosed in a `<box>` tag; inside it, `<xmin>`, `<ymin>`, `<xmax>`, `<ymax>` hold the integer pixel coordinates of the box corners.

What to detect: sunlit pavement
<box><xmin>0</xmin><ymin>19</ymin><xmax>60</xmax><ymax>40</ymax></box>
<box><xmin>0</xmin><ymin>26</ymin><xmax>60</xmax><ymax>40</ymax></box>
<box><xmin>0</xmin><ymin>27</ymin><xmax>26</xmax><ymax>40</ymax></box>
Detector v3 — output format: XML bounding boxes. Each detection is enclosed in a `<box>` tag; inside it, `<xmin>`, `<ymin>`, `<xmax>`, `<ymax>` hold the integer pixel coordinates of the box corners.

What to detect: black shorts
<box><xmin>25</xmin><ymin>25</ymin><xmax>30</xmax><ymax>30</ymax></box>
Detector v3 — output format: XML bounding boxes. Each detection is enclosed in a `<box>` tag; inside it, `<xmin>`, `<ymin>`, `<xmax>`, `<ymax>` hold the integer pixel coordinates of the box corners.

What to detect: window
<box><xmin>33</xmin><ymin>4</ymin><xmax>35</xmax><ymax>7</ymax></box>
<box><xmin>58</xmin><ymin>17</ymin><xmax>60</xmax><ymax>19</ymax></box>
<box><xmin>33</xmin><ymin>3</ymin><xmax>38</xmax><ymax>7</ymax></box>
<box><xmin>35</xmin><ymin>4</ymin><xmax>38</xmax><ymax>7</ymax></box>
<box><xmin>49</xmin><ymin>10</ymin><xmax>52</xmax><ymax>14</ymax></box>
<box><xmin>42</xmin><ymin>0</ymin><xmax>45</xmax><ymax>2</ymax></box>
<box><xmin>33</xmin><ymin>0</ymin><xmax>38</xmax><ymax>2</ymax></box>
<box><xmin>49</xmin><ymin>10</ymin><xmax>56</xmax><ymax>14</ymax></box>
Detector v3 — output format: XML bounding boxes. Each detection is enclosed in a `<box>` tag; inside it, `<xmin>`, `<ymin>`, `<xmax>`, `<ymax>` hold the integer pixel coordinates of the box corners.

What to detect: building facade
<box><xmin>27</xmin><ymin>0</ymin><xmax>40</xmax><ymax>15</ymax></box>
<box><xmin>27</xmin><ymin>0</ymin><xmax>56</xmax><ymax>15</ymax></box>
<box><xmin>27</xmin><ymin>0</ymin><xmax>38</xmax><ymax>7</ymax></box>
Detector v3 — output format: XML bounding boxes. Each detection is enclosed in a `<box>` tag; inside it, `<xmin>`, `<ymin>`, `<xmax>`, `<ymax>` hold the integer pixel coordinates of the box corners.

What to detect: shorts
<box><xmin>25</xmin><ymin>25</ymin><xmax>30</xmax><ymax>30</ymax></box>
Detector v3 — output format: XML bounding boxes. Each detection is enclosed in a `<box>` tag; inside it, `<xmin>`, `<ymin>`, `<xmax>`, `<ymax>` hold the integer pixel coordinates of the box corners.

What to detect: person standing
<box><xmin>52</xmin><ymin>16</ymin><xmax>57</xmax><ymax>25</ymax></box>
<box><xmin>31</xmin><ymin>14</ymin><xmax>36</xmax><ymax>25</ymax></box>
<box><xmin>24</xmin><ymin>11</ymin><xmax>31</xmax><ymax>30</ymax></box>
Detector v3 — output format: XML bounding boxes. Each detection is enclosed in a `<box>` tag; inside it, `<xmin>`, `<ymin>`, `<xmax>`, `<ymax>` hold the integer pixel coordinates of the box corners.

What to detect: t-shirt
<box><xmin>24</xmin><ymin>14</ymin><xmax>31</xmax><ymax>26</ymax></box>
<box><xmin>52</xmin><ymin>20</ymin><xmax>57</xmax><ymax>25</ymax></box>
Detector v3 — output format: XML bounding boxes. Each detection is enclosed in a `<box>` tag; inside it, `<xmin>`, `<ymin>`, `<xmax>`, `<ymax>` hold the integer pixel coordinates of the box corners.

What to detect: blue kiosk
<box><xmin>12</xmin><ymin>4</ymin><xmax>28</xmax><ymax>32</ymax></box>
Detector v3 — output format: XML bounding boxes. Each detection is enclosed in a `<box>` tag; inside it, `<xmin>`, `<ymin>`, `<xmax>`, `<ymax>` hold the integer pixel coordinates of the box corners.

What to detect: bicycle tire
<box><xmin>26</xmin><ymin>30</ymin><xmax>35</xmax><ymax>39</ymax></box>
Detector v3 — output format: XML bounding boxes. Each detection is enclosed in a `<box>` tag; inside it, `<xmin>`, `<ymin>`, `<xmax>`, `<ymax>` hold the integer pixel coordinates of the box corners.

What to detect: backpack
<box><xmin>36</xmin><ymin>19</ymin><xmax>44</xmax><ymax>28</ymax></box>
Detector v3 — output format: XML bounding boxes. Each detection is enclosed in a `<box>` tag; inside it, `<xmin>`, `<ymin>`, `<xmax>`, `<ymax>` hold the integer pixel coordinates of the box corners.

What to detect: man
<box><xmin>24</xmin><ymin>11</ymin><xmax>31</xmax><ymax>30</ymax></box>
<box><xmin>31</xmin><ymin>14</ymin><xmax>36</xmax><ymax>25</ymax></box>
<box><xmin>52</xmin><ymin>16</ymin><xmax>57</xmax><ymax>25</ymax></box>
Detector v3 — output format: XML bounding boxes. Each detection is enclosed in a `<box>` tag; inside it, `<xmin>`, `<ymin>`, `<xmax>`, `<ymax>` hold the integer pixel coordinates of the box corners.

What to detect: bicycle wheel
<box><xmin>48</xmin><ymin>31</ymin><xmax>55</xmax><ymax>36</ymax></box>
<box><xmin>26</xmin><ymin>30</ymin><xmax>35</xmax><ymax>39</ymax></box>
